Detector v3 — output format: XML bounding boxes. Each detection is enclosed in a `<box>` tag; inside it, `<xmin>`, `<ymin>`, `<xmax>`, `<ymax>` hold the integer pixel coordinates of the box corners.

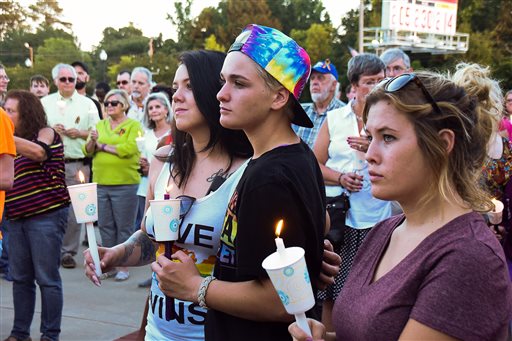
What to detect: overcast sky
<box><xmin>20</xmin><ymin>0</ymin><xmax>359</xmax><ymax>51</ymax></box>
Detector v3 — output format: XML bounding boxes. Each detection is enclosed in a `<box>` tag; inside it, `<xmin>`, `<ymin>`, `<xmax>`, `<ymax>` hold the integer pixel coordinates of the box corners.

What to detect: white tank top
<box><xmin>325</xmin><ymin>104</ymin><xmax>392</xmax><ymax>229</ymax></box>
<box><xmin>145</xmin><ymin>159</ymin><xmax>248</xmax><ymax>341</ymax></box>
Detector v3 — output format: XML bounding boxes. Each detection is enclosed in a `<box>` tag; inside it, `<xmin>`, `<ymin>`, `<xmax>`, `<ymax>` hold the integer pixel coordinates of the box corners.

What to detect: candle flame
<box><xmin>78</xmin><ymin>170</ymin><xmax>85</xmax><ymax>184</ymax></box>
<box><xmin>138</xmin><ymin>131</ymin><xmax>142</xmax><ymax>138</ymax></box>
<box><xmin>275</xmin><ymin>219</ymin><xmax>284</xmax><ymax>237</ymax></box>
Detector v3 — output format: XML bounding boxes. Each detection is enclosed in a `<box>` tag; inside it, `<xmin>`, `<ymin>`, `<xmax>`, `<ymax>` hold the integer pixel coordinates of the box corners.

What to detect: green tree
<box><xmin>0</xmin><ymin>26</ymin><xmax>75</xmax><ymax>67</ymax></box>
<box><xmin>291</xmin><ymin>23</ymin><xmax>335</xmax><ymax>65</ymax></box>
<box><xmin>204</xmin><ymin>34</ymin><xmax>225</xmax><ymax>52</ymax></box>
<box><xmin>266</xmin><ymin>0</ymin><xmax>329</xmax><ymax>35</ymax></box>
<box><xmin>96</xmin><ymin>24</ymin><xmax>150</xmax><ymax>62</ymax></box>
<box><xmin>168</xmin><ymin>0</ymin><xmax>194</xmax><ymax>50</ymax></box>
<box><xmin>0</xmin><ymin>0</ymin><xmax>29</xmax><ymax>39</ymax></box>
<box><xmin>215</xmin><ymin>0</ymin><xmax>281</xmax><ymax>48</ymax></box>
<box><xmin>27</xmin><ymin>0</ymin><xmax>71</xmax><ymax>31</ymax></box>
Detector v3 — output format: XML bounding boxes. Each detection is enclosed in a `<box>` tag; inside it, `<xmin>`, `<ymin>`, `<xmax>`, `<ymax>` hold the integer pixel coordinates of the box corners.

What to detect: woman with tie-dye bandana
<box><xmin>152</xmin><ymin>24</ymin><xmax>327</xmax><ymax>341</ymax></box>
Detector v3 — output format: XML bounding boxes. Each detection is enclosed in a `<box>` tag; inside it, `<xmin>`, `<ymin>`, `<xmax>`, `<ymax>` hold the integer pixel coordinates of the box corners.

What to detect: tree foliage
<box><xmin>27</xmin><ymin>0</ymin><xmax>71</xmax><ymax>31</ymax></box>
<box><xmin>1</xmin><ymin>0</ymin><xmax>511</xmax><ymax>98</ymax></box>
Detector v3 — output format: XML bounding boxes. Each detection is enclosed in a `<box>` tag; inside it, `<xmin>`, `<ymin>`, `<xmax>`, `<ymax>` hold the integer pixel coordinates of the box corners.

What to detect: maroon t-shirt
<box><xmin>333</xmin><ymin>212</ymin><xmax>512</xmax><ymax>341</ymax></box>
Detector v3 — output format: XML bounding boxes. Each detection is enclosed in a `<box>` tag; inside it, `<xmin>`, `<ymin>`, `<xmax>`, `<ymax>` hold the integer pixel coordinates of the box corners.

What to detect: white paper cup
<box><xmin>67</xmin><ymin>183</ymin><xmax>98</xmax><ymax>223</ymax></box>
<box><xmin>488</xmin><ymin>199</ymin><xmax>504</xmax><ymax>225</ymax></box>
<box><xmin>262</xmin><ymin>246</ymin><xmax>315</xmax><ymax>315</ymax></box>
<box><xmin>136</xmin><ymin>137</ymin><xmax>145</xmax><ymax>154</ymax></box>
<box><xmin>149</xmin><ymin>199</ymin><xmax>180</xmax><ymax>241</ymax></box>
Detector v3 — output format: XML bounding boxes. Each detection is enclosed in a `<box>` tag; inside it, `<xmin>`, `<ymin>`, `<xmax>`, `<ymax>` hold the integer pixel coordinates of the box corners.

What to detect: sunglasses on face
<box><xmin>382</xmin><ymin>73</ymin><xmax>442</xmax><ymax>114</ymax></box>
<box><xmin>117</xmin><ymin>80</ymin><xmax>129</xmax><ymax>85</ymax></box>
<box><xmin>176</xmin><ymin>195</ymin><xmax>196</xmax><ymax>230</ymax></box>
<box><xmin>104</xmin><ymin>100</ymin><xmax>122</xmax><ymax>107</ymax></box>
<box><xmin>59</xmin><ymin>77</ymin><xmax>76</xmax><ymax>83</ymax></box>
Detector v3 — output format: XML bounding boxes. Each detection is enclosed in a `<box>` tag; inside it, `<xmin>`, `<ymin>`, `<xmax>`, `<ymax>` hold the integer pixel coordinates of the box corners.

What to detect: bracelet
<box><xmin>337</xmin><ymin>172</ymin><xmax>344</xmax><ymax>185</ymax></box>
<box><xmin>197</xmin><ymin>275</ymin><xmax>216</xmax><ymax>309</ymax></box>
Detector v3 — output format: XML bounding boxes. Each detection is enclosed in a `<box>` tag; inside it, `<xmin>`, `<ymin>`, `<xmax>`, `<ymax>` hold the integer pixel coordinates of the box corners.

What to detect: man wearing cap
<box><xmin>379</xmin><ymin>48</ymin><xmax>413</xmax><ymax>77</ymax></box>
<box><xmin>153</xmin><ymin>24</ymin><xmax>326</xmax><ymax>341</ymax></box>
<box><xmin>295</xmin><ymin>59</ymin><xmax>345</xmax><ymax>149</ymax></box>
<box><xmin>42</xmin><ymin>63</ymin><xmax>99</xmax><ymax>269</ymax></box>
<box><xmin>72</xmin><ymin>61</ymin><xmax>102</xmax><ymax>119</ymax></box>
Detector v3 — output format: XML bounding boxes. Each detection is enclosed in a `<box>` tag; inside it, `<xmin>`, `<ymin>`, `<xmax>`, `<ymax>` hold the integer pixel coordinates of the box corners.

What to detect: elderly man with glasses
<box><xmin>379</xmin><ymin>48</ymin><xmax>413</xmax><ymax>78</ymax></box>
<box><xmin>41</xmin><ymin>63</ymin><xmax>99</xmax><ymax>269</ymax></box>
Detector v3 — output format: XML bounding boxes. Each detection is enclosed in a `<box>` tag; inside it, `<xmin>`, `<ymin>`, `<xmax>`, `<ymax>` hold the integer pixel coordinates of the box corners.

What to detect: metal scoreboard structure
<box><xmin>363</xmin><ymin>0</ymin><xmax>469</xmax><ymax>55</ymax></box>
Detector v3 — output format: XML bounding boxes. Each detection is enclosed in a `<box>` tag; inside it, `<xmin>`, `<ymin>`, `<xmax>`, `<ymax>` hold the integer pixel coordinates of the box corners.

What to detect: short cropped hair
<box><xmin>347</xmin><ymin>53</ymin><xmax>385</xmax><ymax>85</ymax></box>
<box><xmin>380</xmin><ymin>48</ymin><xmax>411</xmax><ymax>69</ymax></box>
<box><xmin>30</xmin><ymin>74</ymin><xmax>49</xmax><ymax>86</ymax></box>
<box><xmin>131</xmin><ymin>67</ymin><xmax>152</xmax><ymax>85</ymax></box>
<box><xmin>51</xmin><ymin>63</ymin><xmax>77</xmax><ymax>80</ymax></box>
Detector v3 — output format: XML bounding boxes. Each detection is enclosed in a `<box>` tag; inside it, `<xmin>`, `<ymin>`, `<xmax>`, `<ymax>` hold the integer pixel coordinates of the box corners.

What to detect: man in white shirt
<box><xmin>41</xmin><ymin>63</ymin><xmax>99</xmax><ymax>269</ymax></box>
<box><xmin>127</xmin><ymin>67</ymin><xmax>152</xmax><ymax>124</ymax></box>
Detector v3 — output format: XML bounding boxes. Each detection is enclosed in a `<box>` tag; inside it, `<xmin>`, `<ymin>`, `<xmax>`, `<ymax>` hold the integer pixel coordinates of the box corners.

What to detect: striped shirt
<box><xmin>6</xmin><ymin>131</ymin><xmax>70</xmax><ymax>220</ymax></box>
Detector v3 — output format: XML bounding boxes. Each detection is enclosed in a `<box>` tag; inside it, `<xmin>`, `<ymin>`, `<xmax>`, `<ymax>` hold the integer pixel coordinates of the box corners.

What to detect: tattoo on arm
<box><xmin>139</xmin><ymin>234</ymin><xmax>157</xmax><ymax>262</ymax></box>
<box><xmin>119</xmin><ymin>231</ymin><xmax>157</xmax><ymax>265</ymax></box>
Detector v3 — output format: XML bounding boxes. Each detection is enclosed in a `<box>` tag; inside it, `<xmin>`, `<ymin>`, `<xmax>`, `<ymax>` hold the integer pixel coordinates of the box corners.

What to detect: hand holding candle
<box><xmin>67</xmin><ymin>171</ymin><xmax>102</xmax><ymax>277</ymax></box>
<box><xmin>262</xmin><ymin>220</ymin><xmax>314</xmax><ymax>336</ymax></box>
<box><xmin>149</xmin><ymin>184</ymin><xmax>180</xmax><ymax>320</ymax></box>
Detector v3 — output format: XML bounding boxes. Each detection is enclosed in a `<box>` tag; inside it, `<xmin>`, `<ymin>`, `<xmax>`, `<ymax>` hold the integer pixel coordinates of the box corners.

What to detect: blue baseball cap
<box><xmin>312</xmin><ymin>59</ymin><xmax>338</xmax><ymax>81</ymax></box>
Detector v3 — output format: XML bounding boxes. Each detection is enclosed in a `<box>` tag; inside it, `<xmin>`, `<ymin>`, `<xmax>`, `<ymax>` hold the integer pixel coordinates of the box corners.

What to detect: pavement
<box><xmin>0</xmin><ymin>228</ymin><xmax>152</xmax><ymax>341</ymax></box>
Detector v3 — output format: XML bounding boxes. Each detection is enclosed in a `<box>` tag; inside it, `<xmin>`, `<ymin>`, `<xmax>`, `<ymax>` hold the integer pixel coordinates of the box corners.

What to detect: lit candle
<box><xmin>164</xmin><ymin>184</ymin><xmax>173</xmax><ymax>200</ymax></box>
<box><xmin>275</xmin><ymin>219</ymin><xmax>286</xmax><ymax>258</ymax></box>
<box><xmin>263</xmin><ymin>221</ymin><xmax>313</xmax><ymax>337</ymax></box>
<box><xmin>78</xmin><ymin>170</ymin><xmax>85</xmax><ymax>183</ymax></box>
<box><xmin>136</xmin><ymin>131</ymin><xmax>145</xmax><ymax>154</ymax></box>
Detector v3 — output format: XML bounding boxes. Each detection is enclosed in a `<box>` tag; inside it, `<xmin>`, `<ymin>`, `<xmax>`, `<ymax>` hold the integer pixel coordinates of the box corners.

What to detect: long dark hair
<box><xmin>170</xmin><ymin>50</ymin><xmax>252</xmax><ymax>188</ymax></box>
<box><xmin>5</xmin><ymin>90</ymin><xmax>47</xmax><ymax>139</ymax></box>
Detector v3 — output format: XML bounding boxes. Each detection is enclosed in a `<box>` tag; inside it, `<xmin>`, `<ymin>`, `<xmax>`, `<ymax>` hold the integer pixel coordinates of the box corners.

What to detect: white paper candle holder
<box><xmin>149</xmin><ymin>199</ymin><xmax>181</xmax><ymax>241</ymax></box>
<box><xmin>67</xmin><ymin>183</ymin><xmax>98</xmax><ymax>223</ymax></box>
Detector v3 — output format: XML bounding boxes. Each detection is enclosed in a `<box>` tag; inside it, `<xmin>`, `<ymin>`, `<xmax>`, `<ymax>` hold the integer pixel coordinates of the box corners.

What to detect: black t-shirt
<box><xmin>206</xmin><ymin>141</ymin><xmax>326</xmax><ymax>341</ymax></box>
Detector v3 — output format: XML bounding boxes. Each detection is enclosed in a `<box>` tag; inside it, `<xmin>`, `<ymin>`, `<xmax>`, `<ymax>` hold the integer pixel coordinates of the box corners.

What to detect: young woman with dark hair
<box><xmin>84</xmin><ymin>50</ymin><xmax>252</xmax><ymax>340</ymax></box>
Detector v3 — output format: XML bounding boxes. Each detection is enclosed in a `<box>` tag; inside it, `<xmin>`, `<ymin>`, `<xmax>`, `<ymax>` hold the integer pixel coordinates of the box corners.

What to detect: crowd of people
<box><xmin>0</xmin><ymin>23</ymin><xmax>511</xmax><ymax>341</ymax></box>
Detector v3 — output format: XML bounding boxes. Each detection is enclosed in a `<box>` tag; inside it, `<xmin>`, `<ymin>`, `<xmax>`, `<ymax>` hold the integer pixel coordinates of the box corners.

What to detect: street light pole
<box><xmin>24</xmin><ymin>42</ymin><xmax>33</xmax><ymax>68</ymax></box>
<box><xmin>99</xmin><ymin>49</ymin><xmax>108</xmax><ymax>82</ymax></box>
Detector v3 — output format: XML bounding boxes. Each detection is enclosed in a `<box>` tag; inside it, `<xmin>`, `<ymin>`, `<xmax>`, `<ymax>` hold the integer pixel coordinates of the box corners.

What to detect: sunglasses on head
<box><xmin>176</xmin><ymin>195</ymin><xmax>196</xmax><ymax>230</ymax></box>
<box><xmin>104</xmin><ymin>100</ymin><xmax>122</xmax><ymax>107</ymax></box>
<box><xmin>59</xmin><ymin>77</ymin><xmax>75</xmax><ymax>83</ymax></box>
<box><xmin>382</xmin><ymin>73</ymin><xmax>441</xmax><ymax>114</ymax></box>
<box><xmin>117</xmin><ymin>80</ymin><xmax>129</xmax><ymax>85</ymax></box>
